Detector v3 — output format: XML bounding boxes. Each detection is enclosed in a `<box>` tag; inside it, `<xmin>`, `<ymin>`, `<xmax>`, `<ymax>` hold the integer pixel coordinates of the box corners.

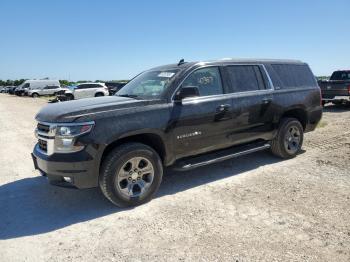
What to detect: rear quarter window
<box><xmin>267</xmin><ymin>64</ymin><xmax>316</xmax><ymax>89</ymax></box>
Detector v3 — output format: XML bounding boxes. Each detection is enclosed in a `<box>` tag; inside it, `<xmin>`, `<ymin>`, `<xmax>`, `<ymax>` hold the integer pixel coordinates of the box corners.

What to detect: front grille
<box><xmin>37</xmin><ymin>123</ymin><xmax>50</xmax><ymax>133</ymax></box>
<box><xmin>38</xmin><ymin>139</ymin><xmax>47</xmax><ymax>152</ymax></box>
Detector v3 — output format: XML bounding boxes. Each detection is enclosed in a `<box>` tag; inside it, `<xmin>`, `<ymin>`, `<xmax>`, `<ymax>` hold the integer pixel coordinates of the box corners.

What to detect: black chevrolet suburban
<box><xmin>32</xmin><ymin>59</ymin><xmax>322</xmax><ymax>207</ymax></box>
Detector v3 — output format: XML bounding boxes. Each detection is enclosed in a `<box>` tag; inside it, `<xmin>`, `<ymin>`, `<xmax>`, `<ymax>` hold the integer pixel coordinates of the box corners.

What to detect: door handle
<box><xmin>216</xmin><ymin>104</ymin><xmax>230</xmax><ymax>113</ymax></box>
<box><xmin>262</xmin><ymin>98</ymin><xmax>272</xmax><ymax>104</ymax></box>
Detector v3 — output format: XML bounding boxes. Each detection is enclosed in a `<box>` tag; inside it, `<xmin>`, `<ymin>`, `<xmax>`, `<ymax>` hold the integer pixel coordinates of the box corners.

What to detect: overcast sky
<box><xmin>0</xmin><ymin>0</ymin><xmax>349</xmax><ymax>80</ymax></box>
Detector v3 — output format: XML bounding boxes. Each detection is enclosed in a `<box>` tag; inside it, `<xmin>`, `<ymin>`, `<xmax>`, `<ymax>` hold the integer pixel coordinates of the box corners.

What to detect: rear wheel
<box><xmin>270</xmin><ymin>118</ymin><xmax>304</xmax><ymax>159</ymax></box>
<box><xmin>99</xmin><ymin>143</ymin><xmax>163</xmax><ymax>207</ymax></box>
<box><xmin>332</xmin><ymin>101</ymin><xmax>343</xmax><ymax>105</ymax></box>
<box><xmin>31</xmin><ymin>93</ymin><xmax>39</xmax><ymax>98</ymax></box>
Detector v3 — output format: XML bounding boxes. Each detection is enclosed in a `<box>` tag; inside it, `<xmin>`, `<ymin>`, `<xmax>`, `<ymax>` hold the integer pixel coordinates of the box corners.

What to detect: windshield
<box><xmin>116</xmin><ymin>69</ymin><xmax>179</xmax><ymax>99</ymax></box>
<box><xmin>330</xmin><ymin>71</ymin><xmax>350</xmax><ymax>81</ymax></box>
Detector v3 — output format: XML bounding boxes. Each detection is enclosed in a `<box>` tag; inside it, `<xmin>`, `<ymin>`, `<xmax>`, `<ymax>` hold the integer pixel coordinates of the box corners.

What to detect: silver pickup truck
<box><xmin>319</xmin><ymin>70</ymin><xmax>350</xmax><ymax>105</ymax></box>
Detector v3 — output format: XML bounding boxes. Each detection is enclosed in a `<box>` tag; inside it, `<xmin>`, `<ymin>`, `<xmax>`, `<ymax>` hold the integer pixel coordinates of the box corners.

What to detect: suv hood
<box><xmin>36</xmin><ymin>96</ymin><xmax>163</xmax><ymax>123</ymax></box>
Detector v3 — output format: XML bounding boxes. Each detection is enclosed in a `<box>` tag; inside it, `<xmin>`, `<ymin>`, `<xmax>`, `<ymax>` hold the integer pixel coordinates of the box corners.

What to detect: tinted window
<box><xmin>77</xmin><ymin>84</ymin><xmax>96</xmax><ymax>89</ymax></box>
<box><xmin>225</xmin><ymin>65</ymin><xmax>262</xmax><ymax>92</ymax></box>
<box><xmin>76</xmin><ymin>84</ymin><xmax>86</xmax><ymax>89</ymax></box>
<box><xmin>23</xmin><ymin>83</ymin><xmax>30</xmax><ymax>88</ymax></box>
<box><xmin>330</xmin><ymin>71</ymin><xmax>350</xmax><ymax>81</ymax></box>
<box><xmin>270</xmin><ymin>64</ymin><xmax>316</xmax><ymax>88</ymax></box>
<box><xmin>182</xmin><ymin>67</ymin><xmax>223</xmax><ymax>96</ymax></box>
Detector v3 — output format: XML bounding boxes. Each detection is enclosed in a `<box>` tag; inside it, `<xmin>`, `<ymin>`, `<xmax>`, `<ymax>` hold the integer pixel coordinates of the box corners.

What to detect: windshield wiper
<box><xmin>117</xmin><ymin>94</ymin><xmax>139</xmax><ymax>99</ymax></box>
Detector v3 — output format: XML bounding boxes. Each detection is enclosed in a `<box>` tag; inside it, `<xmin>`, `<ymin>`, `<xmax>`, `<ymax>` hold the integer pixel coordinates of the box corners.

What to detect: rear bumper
<box><xmin>305</xmin><ymin>107</ymin><xmax>322</xmax><ymax>133</ymax></box>
<box><xmin>322</xmin><ymin>95</ymin><xmax>350</xmax><ymax>102</ymax></box>
<box><xmin>32</xmin><ymin>144</ymin><xmax>100</xmax><ymax>189</ymax></box>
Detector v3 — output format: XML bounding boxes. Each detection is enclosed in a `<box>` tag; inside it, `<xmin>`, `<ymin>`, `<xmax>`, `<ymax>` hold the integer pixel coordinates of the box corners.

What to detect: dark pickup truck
<box><xmin>32</xmin><ymin>59</ymin><xmax>322</xmax><ymax>207</ymax></box>
<box><xmin>319</xmin><ymin>70</ymin><xmax>350</xmax><ymax>105</ymax></box>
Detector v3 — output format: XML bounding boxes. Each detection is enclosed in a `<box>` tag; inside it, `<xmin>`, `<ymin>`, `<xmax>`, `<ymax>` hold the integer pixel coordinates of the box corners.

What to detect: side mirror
<box><xmin>174</xmin><ymin>86</ymin><xmax>199</xmax><ymax>102</ymax></box>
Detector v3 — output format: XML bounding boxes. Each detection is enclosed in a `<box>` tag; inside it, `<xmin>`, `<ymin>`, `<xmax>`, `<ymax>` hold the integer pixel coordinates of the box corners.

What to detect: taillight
<box><xmin>319</xmin><ymin>87</ymin><xmax>322</xmax><ymax>106</ymax></box>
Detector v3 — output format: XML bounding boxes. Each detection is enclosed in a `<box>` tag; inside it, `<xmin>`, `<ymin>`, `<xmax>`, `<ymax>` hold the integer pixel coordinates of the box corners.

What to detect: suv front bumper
<box><xmin>32</xmin><ymin>143</ymin><xmax>100</xmax><ymax>189</ymax></box>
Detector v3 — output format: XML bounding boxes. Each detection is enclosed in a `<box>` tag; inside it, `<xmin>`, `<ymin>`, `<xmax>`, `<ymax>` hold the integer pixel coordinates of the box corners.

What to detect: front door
<box><xmin>170</xmin><ymin>66</ymin><xmax>233</xmax><ymax>159</ymax></box>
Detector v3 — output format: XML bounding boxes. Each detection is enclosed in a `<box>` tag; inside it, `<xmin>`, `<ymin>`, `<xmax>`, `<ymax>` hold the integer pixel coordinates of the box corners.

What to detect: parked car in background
<box><xmin>105</xmin><ymin>82</ymin><xmax>128</xmax><ymax>95</ymax></box>
<box><xmin>8</xmin><ymin>86</ymin><xmax>17</xmax><ymax>95</ymax></box>
<box><xmin>64</xmin><ymin>82</ymin><xmax>109</xmax><ymax>100</ymax></box>
<box><xmin>16</xmin><ymin>80</ymin><xmax>61</xmax><ymax>96</ymax></box>
<box><xmin>28</xmin><ymin>85</ymin><xmax>68</xmax><ymax>98</ymax></box>
<box><xmin>318</xmin><ymin>70</ymin><xmax>350</xmax><ymax>105</ymax></box>
<box><xmin>0</xmin><ymin>86</ymin><xmax>5</xmax><ymax>93</ymax></box>
<box><xmin>32</xmin><ymin>58</ymin><xmax>322</xmax><ymax>207</ymax></box>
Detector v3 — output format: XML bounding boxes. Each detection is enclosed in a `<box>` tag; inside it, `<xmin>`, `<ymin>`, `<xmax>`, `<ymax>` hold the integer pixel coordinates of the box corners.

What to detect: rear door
<box><xmin>221</xmin><ymin>65</ymin><xmax>275</xmax><ymax>144</ymax></box>
<box><xmin>88</xmin><ymin>84</ymin><xmax>102</xmax><ymax>97</ymax></box>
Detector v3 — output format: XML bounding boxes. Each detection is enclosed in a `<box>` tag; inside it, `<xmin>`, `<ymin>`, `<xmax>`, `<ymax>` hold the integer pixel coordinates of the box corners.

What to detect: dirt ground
<box><xmin>0</xmin><ymin>94</ymin><xmax>349</xmax><ymax>262</ymax></box>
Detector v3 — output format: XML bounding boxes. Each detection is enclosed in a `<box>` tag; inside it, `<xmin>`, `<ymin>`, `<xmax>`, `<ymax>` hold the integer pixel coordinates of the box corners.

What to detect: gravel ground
<box><xmin>0</xmin><ymin>94</ymin><xmax>349</xmax><ymax>262</ymax></box>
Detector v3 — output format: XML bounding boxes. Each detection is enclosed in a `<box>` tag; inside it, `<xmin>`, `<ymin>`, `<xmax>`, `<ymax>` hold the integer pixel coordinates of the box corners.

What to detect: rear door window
<box><xmin>225</xmin><ymin>65</ymin><xmax>264</xmax><ymax>93</ymax></box>
<box><xmin>182</xmin><ymin>67</ymin><xmax>223</xmax><ymax>96</ymax></box>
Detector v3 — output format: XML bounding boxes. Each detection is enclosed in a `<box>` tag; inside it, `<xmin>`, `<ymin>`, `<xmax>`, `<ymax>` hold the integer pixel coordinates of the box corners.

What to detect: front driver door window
<box><xmin>182</xmin><ymin>67</ymin><xmax>223</xmax><ymax>97</ymax></box>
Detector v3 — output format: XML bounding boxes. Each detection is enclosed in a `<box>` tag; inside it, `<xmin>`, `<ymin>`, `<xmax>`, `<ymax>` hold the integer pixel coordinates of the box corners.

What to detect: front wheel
<box><xmin>99</xmin><ymin>143</ymin><xmax>163</xmax><ymax>207</ymax></box>
<box><xmin>31</xmin><ymin>93</ymin><xmax>39</xmax><ymax>98</ymax></box>
<box><xmin>65</xmin><ymin>94</ymin><xmax>74</xmax><ymax>100</ymax></box>
<box><xmin>270</xmin><ymin>118</ymin><xmax>304</xmax><ymax>159</ymax></box>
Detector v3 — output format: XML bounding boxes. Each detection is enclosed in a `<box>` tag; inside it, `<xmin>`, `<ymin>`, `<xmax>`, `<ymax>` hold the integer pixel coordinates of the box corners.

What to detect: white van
<box><xmin>17</xmin><ymin>80</ymin><xmax>62</xmax><ymax>97</ymax></box>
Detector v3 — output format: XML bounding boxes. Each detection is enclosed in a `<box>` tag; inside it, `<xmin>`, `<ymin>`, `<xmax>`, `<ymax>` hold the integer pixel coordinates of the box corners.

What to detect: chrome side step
<box><xmin>174</xmin><ymin>143</ymin><xmax>271</xmax><ymax>171</ymax></box>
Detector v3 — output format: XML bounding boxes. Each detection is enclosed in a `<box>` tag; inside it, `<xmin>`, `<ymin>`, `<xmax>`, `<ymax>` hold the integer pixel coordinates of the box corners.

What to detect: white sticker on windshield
<box><xmin>158</xmin><ymin>72</ymin><xmax>175</xmax><ymax>78</ymax></box>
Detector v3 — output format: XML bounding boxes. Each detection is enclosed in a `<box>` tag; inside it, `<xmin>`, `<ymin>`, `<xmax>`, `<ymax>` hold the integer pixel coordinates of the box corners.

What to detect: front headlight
<box><xmin>56</xmin><ymin>124</ymin><xmax>93</xmax><ymax>137</ymax></box>
<box><xmin>54</xmin><ymin>122</ymin><xmax>94</xmax><ymax>153</ymax></box>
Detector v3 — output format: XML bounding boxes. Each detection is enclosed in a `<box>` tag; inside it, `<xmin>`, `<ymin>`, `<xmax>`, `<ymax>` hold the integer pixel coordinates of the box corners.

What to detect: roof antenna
<box><xmin>178</xmin><ymin>58</ymin><xmax>185</xmax><ymax>66</ymax></box>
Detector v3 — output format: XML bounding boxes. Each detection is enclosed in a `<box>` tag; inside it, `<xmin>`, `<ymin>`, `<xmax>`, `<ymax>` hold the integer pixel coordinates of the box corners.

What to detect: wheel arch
<box><xmin>100</xmin><ymin>132</ymin><xmax>168</xmax><ymax>171</ymax></box>
<box><xmin>280</xmin><ymin>107</ymin><xmax>308</xmax><ymax>130</ymax></box>
<box><xmin>95</xmin><ymin>92</ymin><xmax>104</xmax><ymax>97</ymax></box>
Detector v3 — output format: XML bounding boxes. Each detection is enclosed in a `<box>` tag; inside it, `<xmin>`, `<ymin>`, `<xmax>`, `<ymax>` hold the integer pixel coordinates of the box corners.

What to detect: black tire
<box><xmin>270</xmin><ymin>118</ymin><xmax>304</xmax><ymax>159</ymax></box>
<box><xmin>99</xmin><ymin>142</ymin><xmax>163</xmax><ymax>207</ymax></box>
<box><xmin>332</xmin><ymin>101</ymin><xmax>343</xmax><ymax>106</ymax></box>
<box><xmin>66</xmin><ymin>94</ymin><xmax>74</xmax><ymax>100</ymax></box>
<box><xmin>95</xmin><ymin>93</ymin><xmax>104</xmax><ymax>97</ymax></box>
<box><xmin>31</xmin><ymin>93</ymin><xmax>39</xmax><ymax>98</ymax></box>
